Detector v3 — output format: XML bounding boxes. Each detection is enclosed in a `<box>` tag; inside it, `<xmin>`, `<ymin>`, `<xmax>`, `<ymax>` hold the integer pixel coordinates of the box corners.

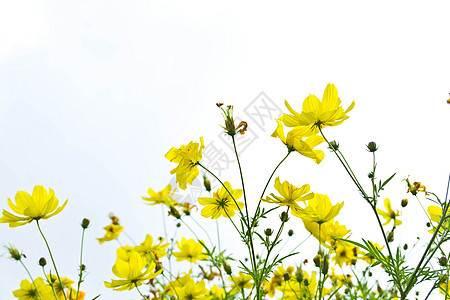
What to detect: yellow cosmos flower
<box><xmin>284</xmin><ymin>271</ymin><xmax>321</xmax><ymax>299</ymax></box>
<box><xmin>427</xmin><ymin>205</ymin><xmax>447</xmax><ymax>234</ymax></box>
<box><xmin>264</xmin><ymin>177</ymin><xmax>314</xmax><ymax>215</ymax></box>
<box><xmin>295</xmin><ymin>194</ymin><xmax>344</xmax><ymax>225</ymax></box>
<box><xmin>176</xmin><ymin>279</ymin><xmax>209</xmax><ymax>300</ymax></box>
<box><xmin>272</xmin><ymin>120</ymin><xmax>325</xmax><ymax>164</ymax></box>
<box><xmin>198</xmin><ymin>182</ymin><xmax>243</xmax><ymax>219</ymax></box>
<box><xmin>166</xmin><ymin>272</ymin><xmax>195</xmax><ymax>296</ymax></box>
<box><xmin>280</xmin><ymin>83</ymin><xmax>355</xmax><ymax>132</ymax></box>
<box><xmin>97</xmin><ymin>224</ymin><xmax>124</xmax><ymax>244</ymax></box>
<box><xmin>134</xmin><ymin>234</ymin><xmax>169</xmax><ymax>261</ymax></box>
<box><xmin>46</xmin><ymin>275</ymin><xmax>74</xmax><ymax>299</ymax></box>
<box><xmin>266</xmin><ymin>264</ymin><xmax>295</xmax><ymax>297</ymax></box>
<box><xmin>376</xmin><ymin>198</ymin><xmax>402</xmax><ymax>226</ymax></box>
<box><xmin>142</xmin><ymin>184</ymin><xmax>177</xmax><ymax>206</ymax></box>
<box><xmin>13</xmin><ymin>277</ymin><xmax>53</xmax><ymax>300</ymax></box>
<box><xmin>104</xmin><ymin>251</ymin><xmax>162</xmax><ymax>291</ymax></box>
<box><xmin>0</xmin><ymin>185</ymin><xmax>68</xmax><ymax>228</ymax></box>
<box><xmin>67</xmin><ymin>290</ymin><xmax>85</xmax><ymax>300</ymax></box>
<box><xmin>210</xmin><ymin>285</ymin><xmax>226</xmax><ymax>299</ymax></box>
<box><xmin>172</xmin><ymin>238</ymin><xmax>208</xmax><ymax>263</ymax></box>
<box><xmin>165</xmin><ymin>137</ymin><xmax>205</xmax><ymax>190</ymax></box>
<box><xmin>331</xmin><ymin>242</ymin><xmax>358</xmax><ymax>267</ymax></box>
<box><xmin>229</xmin><ymin>271</ymin><xmax>253</xmax><ymax>294</ymax></box>
<box><xmin>303</xmin><ymin>219</ymin><xmax>351</xmax><ymax>248</ymax></box>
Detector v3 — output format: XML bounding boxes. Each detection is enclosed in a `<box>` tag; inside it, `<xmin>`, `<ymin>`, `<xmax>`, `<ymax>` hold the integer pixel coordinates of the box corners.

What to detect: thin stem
<box><xmin>189</xmin><ymin>215</ymin><xmax>214</xmax><ymax>246</ymax></box>
<box><xmin>134</xmin><ymin>283</ymin><xmax>146</xmax><ymax>300</ymax></box>
<box><xmin>42</xmin><ymin>266</ymin><xmax>59</xmax><ymax>300</ymax></box>
<box><xmin>180</xmin><ymin>218</ymin><xmax>201</xmax><ymax>241</ymax></box>
<box><xmin>76</xmin><ymin>228</ymin><xmax>86</xmax><ymax>300</ymax></box>
<box><xmin>123</xmin><ymin>231</ymin><xmax>137</xmax><ymax>245</ymax></box>
<box><xmin>216</xmin><ymin>220</ymin><xmax>221</xmax><ymax>253</ymax></box>
<box><xmin>36</xmin><ymin>220</ymin><xmax>68</xmax><ymax>300</ymax></box>
<box><xmin>20</xmin><ymin>260</ymin><xmax>43</xmax><ymax>300</ymax></box>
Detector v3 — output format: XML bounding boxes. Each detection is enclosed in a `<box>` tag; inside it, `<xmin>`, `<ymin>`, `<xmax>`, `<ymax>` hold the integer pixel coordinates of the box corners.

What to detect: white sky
<box><xmin>0</xmin><ymin>1</ymin><xmax>449</xmax><ymax>299</ymax></box>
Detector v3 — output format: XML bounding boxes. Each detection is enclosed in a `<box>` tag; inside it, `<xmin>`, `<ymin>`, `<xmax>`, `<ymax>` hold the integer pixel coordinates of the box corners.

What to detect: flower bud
<box><xmin>426</xmin><ymin>222</ymin><xmax>431</xmax><ymax>227</ymax></box>
<box><xmin>366</xmin><ymin>141</ymin><xmax>378</xmax><ymax>152</ymax></box>
<box><xmin>288</xmin><ymin>229</ymin><xmax>294</xmax><ymax>236</ymax></box>
<box><xmin>280</xmin><ymin>212</ymin><xmax>289</xmax><ymax>223</ymax></box>
<box><xmin>321</xmin><ymin>255</ymin><xmax>329</xmax><ymax>275</ymax></box>
<box><xmin>313</xmin><ymin>254</ymin><xmax>322</xmax><ymax>268</ymax></box>
<box><xmin>283</xmin><ymin>272</ymin><xmax>290</xmax><ymax>281</ymax></box>
<box><xmin>80</xmin><ymin>264</ymin><xmax>86</xmax><ymax>271</ymax></box>
<box><xmin>401</xmin><ymin>199</ymin><xmax>408</xmax><ymax>207</ymax></box>
<box><xmin>403</xmin><ymin>243</ymin><xmax>408</xmax><ymax>250</ymax></box>
<box><xmin>303</xmin><ymin>278</ymin><xmax>310</xmax><ymax>286</ymax></box>
<box><xmin>223</xmin><ymin>262</ymin><xmax>232</xmax><ymax>275</ymax></box>
<box><xmin>8</xmin><ymin>247</ymin><xmax>22</xmax><ymax>261</ymax></box>
<box><xmin>295</xmin><ymin>267</ymin><xmax>303</xmax><ymax>283</ymax></box>
<box><xmin>81</xmin><ymin>218</ymin><xmax>90</xmax><ymax>229</ymax></box>
<box><xmin>169</xmin><ymin>206</ymin><xmax>181</xmax><ymax>219</ymax></box>
<box><xmin>203</xmin><ymin>175</ymin><xmax>211</xmax><ymax>192</ymax></box>
<box><xmin>39</xmin><ymin>257</ymin><xmax>47</xmax><ymax>267</ymax></box>
<box><xmin>439</xmin><ymin>256</ymin><xmax>448</xmax><ymax>267</ymax></box>
<box><xmin>176</xmin><ymin>222</ymin><xmax>181</xmax><ymax>227</ymax></box>
<box><xmin>368</xmin><ymin>172</ymin><xmax>374</xmax><ymax>179</ymax></box>
<box><xmin>328</xmin><ymin>140</ymin><xmax>339</xmax><ymax>151</ymax></box>
<box><xmin>387</xmin><ymin>230</ymin><xmax>394</xmax><ymax>243</ymax></box>
<box><xmin>264</xmin><ymin>228</ymin><xmax>273</xmax><ymax>236</ymax></box>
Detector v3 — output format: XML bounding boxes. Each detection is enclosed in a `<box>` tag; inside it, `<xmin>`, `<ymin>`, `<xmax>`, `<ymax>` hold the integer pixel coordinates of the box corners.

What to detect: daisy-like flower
<box><xmin>427</xmin><ymin>205</ymin><xmax>447</xmax><ymax>233</ymax></box>
<box><xmin>97</xmin><ymin>224</ymin><xmax>124</xmax><ymax>244</ymax></box>
<box><xmin>280</xmin><ymin>83</ymin><xmax>355</xmax><ymax>132</ymax></box>
<box><xmin>376</xmin><ymin>198</ymin><xmax>402</xmax><ymax>226</ymax></box>
<box><xmin>198</xmin><ymin>182</ymin><xmax>244</xmax><ymax>219</ymax></box>
<box><xmin>165</xmin><ymin>137</ymin><xmax>205</xmax><ymax>190</ymax></box>
<box><xmin>263</xmin><ymin>177</ymin><xmax>314</xmax><ymax>215</ymax></box>
<box><xmin>295</xmin><ymin>194</ymin><xmax>344</xmax><ymax>225</ymax></box>
<box><xmin>303</xmin><ymin>220</ymin><xmax>351</xmax><ymax>248</ymax></box>
<box><xmin>142</xmin><ymin>184</ymin><xmax>177</xmax><ymax>206</ymax></box>
<box><xmin>272</xmin><ymin>120</ymin><xmax>325</xmax><ymax>164</ymax></box>
<box><xmin>176</xmin><ymin>279</ymin><xmax>209</xmax><ymax>300</ymax></box>
<box><xmin>172</xmin><ymin>238</ymin><xmax>208</xmax><ymax>263</ymax></box>
<box><xmin>0</xmin><ymin>185</ymin><xmax>68</xmax><ymax>228</ymax></box>
<box><xmin>266</xmin><ymin>264</ymin><xmax>295</xmax><ymax>297</ymax></box>
<box><xmin>134</xmin><ymin>234</ymin><xmax>169</xmax><ymax>261</ymax></box>
<box><xmin>332</xmin><ymin>242</ymin><xmax>358</xmax><ymax>267</ymax></box>
<box><xmin>284</xmin><ymin>271</ymin><xmax>320</xmax><ymax>299</ymax></box>
<box><xmin>104</xmin><ymin>251</ymin><xmax>162</xmax><ymax>291</ymax></box>
<box><xmin>13</xmin><ymin>277</ymin><xmax>53</xmax><ymax>300</ymax></box>
<box><xmin>229</xmin><ymin>272</ymin><xmax>253</xmax><ymax>294</ymax></box>
<box><xmin>46</xmin><ymin>274</ymin><xmax>74</xmax><ymax>299</ymax></box>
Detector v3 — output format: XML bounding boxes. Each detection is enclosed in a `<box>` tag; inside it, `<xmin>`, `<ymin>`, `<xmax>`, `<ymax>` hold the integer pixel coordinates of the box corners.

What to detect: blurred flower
<box><xmin>332</xmin><ymin>242</ymin><xmax>358</xmax><ymax>267</ymax></box>
<box><xmin>97</xmin><ymin>224</ymin><xmax>124</xmax><ymax>244</ymax></box>
<box><xmin>295</xmin><ymin>194</ymin><xmax>343</xmax><ymax>225</ymax></box>
<box><xmin>104</xmin><ymin>251</ymin><xmax>162</xmax><ymax>291</ymax></box>
<box><xmin>280</xmin><ymin>83</ymin><xmax>355</xmax><ymax>132</ymax></box>
<box><xmin>198</xmin><ymin>182</ymin><xmax>244</xmax><ymax>219</ymax></box>
<box><xmin>0</xmin><ymin>185</ymin><xmax>68</xmax><ymax>228</ymax></box>
<box><xmin>165</xmin><ymin>138</ymin><xmax>205</xmax><ymax>190</ymax></box>
<box><xmin>46</xmin><ymin>274</ymin><xmax>74</xmax><ymax>299</ymax></box>
<box><xmin>427</xmin><ymin>205</ymin><xmax>447</xmax><ymax>234</ymax></box>
<box><xmin>172</xmin><ymin>238</ymin><xmax>207</xmax><ymax>263</ymax></box>
<box><xmin>376</xmin><ymin>198</ymin><xmax>402</xmax><ymax>226</ymax></box>
<box><xmin>134</xmin><ymin>234</ymin><xmax>169</xmax><ymax>261</ymax></box>
<box><xmin>67</xmin><ymin>289</ymin><xmax>85</xmax><ymax>300</ymax></box>
<box><xmin>142</xmin><ymin>184</ymin><xmax>177</xmax><ymax>206</ymax></box>
<box><xmin>405</xmin><ymin>178</ymin><xmax>427</xmax><ymax>196</ymax></box>
<box><xmin>229</xmin><ymin>271</ymin><xmax>253</xmax><ymax>294</ymax></box>
<box><xmin>303</xmin><ymin>220</ymin><xmax>351</xmax><ymax>248</ymax></box>
<box><xmin>272</xmin><ymin>120</ymin><xmax>325</xmax><ymax>164</ymax></box>
<box><xmin>176</xmin><ymin>279</ymin><xmax>209</xmax><ymax>300</ymax></box>
<box><xmin>357</xmin><ymin>242</ymin><xmax>384</xmax><ymax>265</ymax></box>
<box><xmin>12</xmin><ymin>277</ymin><xmax>52</xmax><ymax>300</ymax></box>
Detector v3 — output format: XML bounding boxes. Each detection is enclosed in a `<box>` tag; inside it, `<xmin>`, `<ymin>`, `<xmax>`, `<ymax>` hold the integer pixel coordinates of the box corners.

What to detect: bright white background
<box><xmin>0</xmin><ymin>1</ymin><xmax>449</xmax><ymax>299</ymax></box>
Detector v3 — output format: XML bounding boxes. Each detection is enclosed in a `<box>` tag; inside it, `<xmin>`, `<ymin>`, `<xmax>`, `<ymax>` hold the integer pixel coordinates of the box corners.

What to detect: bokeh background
<box><xmin>1</xmin><ymin>1</ymin><xmax>449</xmax><ymax>299</ymax></box>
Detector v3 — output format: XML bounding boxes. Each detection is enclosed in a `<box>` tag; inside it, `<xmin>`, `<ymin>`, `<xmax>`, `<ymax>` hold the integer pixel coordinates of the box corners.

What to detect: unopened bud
<box><xmin>295</xmin><ymin>267</ymin><xmax>303</xmax><ymax>283</ymax></box>
<box><xmin>283</xmin><ymin>272</ymin><xmax>290</xmax><ymax>281</ymax></box>
<box><xmin>366</xmin><ymin>141</ymin><xmax>378</xmax><ymax>152</ymax></box>
<box><xmin>387</xmin><ymin>230</ymin><xmax>394</xmax><ymax>243</ymax></box>
<box><xmin>80</xmin><ymin>264</ymin><xmax>86</xmax><ymax>271</ymax></box>
<box><xmin>176</xmin><ymin>222</ymin><xmax>181</xmax><ymax>227</ymax></box>
<box><xmin>169</xmin><ymin>206</ymin><xmax>181</xmax><ymax>219</ymax></box>
<box><xmin>223</xmin><ymin>262</ymin><xmax>232</xmax><ymax>275</ymax></box>
<box><xmin>39</xmin><ymin>257</ymin><xmax>47</xmax><ymax>267</ymax></box>
<box><xmin>303</xmin><ymin>278</ymin><xmax>310</xmax><ymax>286</ymax></box>
<box><xmin>403</xmin><ymin>243</ymin><xmax>408</xmax><ymax>250</ymax></box>
<box><xmin>280</xmin><ymin>212</ymin><xmax>289</xmax><ymax>223</ymax></box>
<box><xmin>81</xmin><ymin>218</ymin><xmax>90</xmax><ymax>229</ymax></box>
<box><xmin>439</xmin><ymin>256</ymin><xmax>448</xmax><ymax>267</ymax></box>
<box><xmin>426</xmin><ymin>222</ymin><xmax>431</xmax><ymax>227</ymax></box>
<box><xmin>328</xmin><ymin>140</ymin><xmax>339</xmax><ymax>151</ymax></box>
<box><xmin>203</xmin><ymin>175</ymin><xmax>211</xmax><ymax>192</ymax></box>
<box><xmin>8</xmin><ymin>247</ymin><xmax>22</xmax><ymax>261</ymax></box>
<box><xmin>401</xmin><ymin>199</ymin><xmax>408</xmax><ymax>207</ymax></box>
<box><xmin>313</xmin><ymin>254</ymin><xmax>322</xmax><ymax>268</ymax></box>
<box><xmin>288</xmin><ymin>229</ymin><xmax>294</xmax><ymax>236</ymax></box>
<box><xmin>264</xmin><ymin>228</ymin><xmax>273</xmax><ymax>236</ymax></box>
<box><xmin>321</xmin><ymin>255</ymin><xmax>329</xmax><ymax>275</ymax></box>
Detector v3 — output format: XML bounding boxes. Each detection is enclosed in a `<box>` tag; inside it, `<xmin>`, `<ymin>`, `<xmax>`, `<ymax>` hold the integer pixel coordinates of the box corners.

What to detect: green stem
<box><xmin>76</xmin><ymin>228</ymin><xmax>86</xmax><ymax>300</ymax></box>
<box><xmin>36</xmin><ymin>220</ymin><xmax>68</xmax><ymax>300</ymax></box>
<box><xmin>189</xmin><ymin>215</ymin><xmax>214</xmax><ymax>246</ymax></box>
<box><xmin>42</xmin><ymin>266</ymin><xmax>59</xmax><ymax>300</ymax></box>
<box><xmin>134</xmin><ymin>283</ymin><xmax>146</xmax><ymax>299</ymax></box>
<box><xmin>20</xmin><ymin>260</ymin><xmax>43</xmax><ymax>300</ymax></box>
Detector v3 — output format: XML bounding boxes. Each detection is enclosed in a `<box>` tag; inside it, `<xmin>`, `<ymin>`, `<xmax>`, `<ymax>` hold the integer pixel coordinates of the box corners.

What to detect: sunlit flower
<box><xmin>12</xmin><ymin>277</ymin><xmax>52</xmax><ymax>300</ymax></box>
<box><xmin>280</xmin><ymin>83</ymin><xmax>355</xmax><ymax>132</ymax></box>
<box><xmin>294</xmin><ymin>194</ymin><xmax>343</xmax><ymax>225</ymax></box>
<box><xmin>176</xmin><ymin>279</ymin><xmax>209</xmax><ymax>300</ymax></box>
<box><xmin>198</xmin><ymin>182</ymin><xmax>244</xmax><ymax>219</ymax></box>
<box><xmin>210</xmin><ymin>285</ymin><xmax>226</xmax><ymax>299</ymax></box>
<box><xmin>263</xmin><ymin>177</ymin><xmax>314</xmax><ymax>215</ymax></box>
<box><xmin>142</xmin><ymin>184</ymin><xmax>177</xmax><ymax>206</ymax></box>
<box><xmin>376</xmin><ymin>198</ymin><xmax>402</xmax><ymax>226</ymax></box>
<box><xmin>405</xmin><ymin>178</ymin><xmax>427</xmax><ymax>196</ymax></box>
<box><xmin>229</xmin><ymin>271</ymin><xmax>253</xmax><ymax>294</ymax></box>
<box><xmin>116</xmin><ymin>245</ymin><xmax>134</xmax><ymax>262</ymax></box>
<box><xmin>134</xmin><ymin>234</ymin><xmax>169</xmax><ymax>261</ymax></box>
<box><xmin>0</xmin><ymin>185</ymin><xmax>68</xmax><ymax>228</ymax></box>
<box><xmin>67</xmin><ymin>289</ymin><xmax>85</xmax><ymax>300</ymax></box>
<box><xmin>172</xmin><ymin>238</ymin><xmax>208</xmax><ymax>263</ymax></box>
<box><xmin>104</xmin><ymin>251</ymin><xmax>162</xmax><ymax>291</ymax></box>
<box><xmin>266</xmin><ymin>264</ymin><xmax>294</xmax><ymax>297</ymax></box>
<box><xmin>427</xmin><ymin>205</ymin><xmax>447</xmax><ymax>234</ymax></box>
<box><xmin>97</xmin><ymin>224</ymin><xmax>124</xmax><ymax>244</ymax></box>
<box><xmin>303</xmin><ymin>219</ymin><xmax>351</xmax><ymax>248</ymax></box>
<box><xmin>165</xmin><ymin>137</ymin><xmax>205</xmax><ymax>190</ymax></box>
<box><xmin>332</xmin><ymin>242</ymin><xmax>358</xmax><ymax>267</ymax></box>
<box><xmin>271</xmin><ymin>120</ymin><xmax>325</xmax><ymax>163</ymax></box>
<box><xmin>284</xmin><ymin>271</ymin><xmax>322</xmax><ymax>299</ymax></box>
<box><xmin>46</xmin><ymin>274</ymin><xmax>74</xmax><ymax>299</ymax></box>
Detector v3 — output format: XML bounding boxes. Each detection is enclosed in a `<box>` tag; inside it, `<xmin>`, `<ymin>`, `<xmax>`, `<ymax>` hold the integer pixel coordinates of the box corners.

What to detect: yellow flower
<box><xmin>272</xmin><ymin>120</ymin><xmax>325</xmax><ymax>164</ymax></box>
<box><xmin>405</xmin><ymin>178</ymin><xmax>427</xmax><ymax>196</ymax></box>
<box><xmin>303</xmin><ymin>220</ymin><xmax>351</xmax><ymax>248</ymax></box>
<box><xmin>142</xmin><ymin>184</ymin><xmax>177</xmax><ymax>206</ymax></box>
<box><xmin>376</xmin><ymin>198</ymin><xmax>402</xmax><ymax>226</ymax></box>
<box><xmin>210</xmin><ymin>285</ymin><xmax>226</xmax><ymax>299</ymax></box>
<box><xmin>331</xmin><ymin>242</ymin><xmax>358</xmax><ymax>267</ymax></box>
<box><xmin>97</xmin><ymin>224</ymin><xmax>124</xmax><ymax>244</ymax></box>
<box><xmin>0</xmin><ymin>185</ymin><xmax>68</xmax><ymax>228</ymax></box>
<box><xmin>295</xmin><ymin>194</ymin><xmax>344</xmax><ymax>225</ymax></box>
<box><xmin>283</xmin><ymin>271</ymin><xmax>320</xmax><ymax>299</ymax></box>
<box><xmin>263</xmin><ymin>177</ymin><xmax>314</xmax><ymax>215</ymax></box>
<box><xmin>176</xmin><ymin>279</ymin><xmax>209</xmax><ymax>300</ymax></box>
<box><xmin>266</xmin><ymin>264</ymin><xmax>294</xmax><ymax>297</ymax></box>
<box><xmin>172</xmin><ymin>238</ymin><xmax>208</xmax><ymax>263</ymax></box>
<box><xmin>104</xmin><ymin>251</ymin><xmax>162</xmax><ymax>291</ymax></box>
<box><xmin>357</xmin><ymin>242</ymin><xmax>384</xmax><ymax>265</ymax></box>
<box><xmin>134</xmin><ymin>234</ymin><xmax>169</xmax><ymax>261</ymax></box>
<box><xmin>280</xmin><ymin>83</ymin><xmax>355</xmax><ymax>132</ymax></box>
<box><xmin>13</xmin><ymin>277</ymin><xmax>53</xmax><ymax>300</ymax></box>
<box><xmin>165</xmin><ymin>137</ymin><xmax>205</xmax><ymax>190</ymax></box>
<box><xmin>440</xmin><ymin>279</ymin><xmax>449</xmax><ymax>295</ymax></box>
<box><xmin>198</xmin><ymin>182</ymin><xmax>243</xmax><ymax>219</ymax></box>
<box><xmin>427</xmin><ymin>205</ymin><xmax>447</xmax><ymax>234</ymax></box>
<box><xmin>229</xmin><ymin>271</ymin><xmax>253</xmax><ymax>294</ymax></box>
<box><xmin>67</xmin><ymin>290</ymin><xmax>85</xmax><ymax>300</ymax></box>
<box><xmin>46</xmin><ymin>275</ymin><xmax>74</xmax><ymax>299</ymax></box>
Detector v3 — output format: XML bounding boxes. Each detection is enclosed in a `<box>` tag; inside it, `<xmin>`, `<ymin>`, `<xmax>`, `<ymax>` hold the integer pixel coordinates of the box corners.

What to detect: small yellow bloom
<box><xmin>46</xmin><ymin>275</ymin><xmax>74</xmax><ymax>299</ymax></box>
<box><xmin>104</xmin><ymin>251</ymin><xmax>162</xmax><ymax>291</ymax></box>
<box><xmin>266</xmin><ymin>264</ymin><xmax>294</xmax><ymax>297</ymax></box>
<box><xmin>67</xmin><ymin>289</ymin><xmax>85</xmax><ymax>300</ymax></box>
<box><xmin>198</xmin><ymin>182</ymin><xmax>243</xmax><ymax>219</ymax></box>
<box><xmin>142</xmin><ymin>184</ymin><xmax>177</xmax><ymax>206</ymax></box>
<box><xmin>264</xmin><ymin>177</ymin><xmax>314</xmax><ymax>215</ymax></box>
<box><xmin>332</xmin><ymin>242</ymin><xmax>358</xmax><ymax>267</ymax></box>
<box><xmin>172</xmin><ymin>238</ymin><xmax>208</xmax><ymax>263</ymax></box>
<box><xmin>405</xmin><ymin>178</ymin><xmax>427</xmax><ymax>196</ymax></box>
<box><xmin>427</xmin><ymin>205</ymin><xmax>447</xmax><ymax>234</ymax></box>
<box><xmin>165</xmin><ymin>137</ymin><xmax>205</xmax><ymax>190</ymax></box>
<box><xmin>229</xmin><ymin>271</ymin><xmax>253</xmax><ymax>294</ymax></box>
<box><xmin>376</xmin><ymin>198</ymin><xmax>402</xmax><ymax>226</ymax></box>
<box><xmin>303</xmin><ymin>220</ymin><xmax>351</xmax><ymax>248</ymax></box>
<box><xmin>0</xmin><ymin>185</ymin><xmax>68</xmax><ymax>228</ymax></box>
<box><xmin>13</xmin><ymin>277</ymin><xmax>53</xmax><ymax>300</ymax></box>
<box><xmin>284</xmin><ymin>271</ymin><xmax>320</xmax><ymax>299</ymax></box>
<box><xmin>280</xmin><ymin>83</ymin><xmax>355</xmax><ymax>132</ymax></box>
<box><xmin>134</xmin><ymin>234</ymin><xmax>169</xmax><ymax>261</ymax></box>
<box><xmin>295</xmin><ymin>194</ymin><xmax>344</xmax><ymax>225</ymax></box>
<box><xmin>176</xmin><ymin>279</ymin><xmax>209</xmax><ymax>300</ymax></box>
<box><xmin>97</xmin><ymin>224</ymin><xmax>124</xmax><ymax>244</ymax></box>
<box><xmin>272</xmin><ymin>120</ymin><xmax>325</xmax><ymax>164</ymax></box>
<box><xmin>357</xmin><ymin>242</ymin><xmax>384</xmax><ymax>265</ymax></box>
<box><xmin>210</xmin><ymin>285</ymin><xmax>226</xmax><ymax>299</ymax></box>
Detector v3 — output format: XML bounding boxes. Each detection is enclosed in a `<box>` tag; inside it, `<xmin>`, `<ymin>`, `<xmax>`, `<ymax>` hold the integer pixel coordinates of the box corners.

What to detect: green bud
<box><xmin>313</xmin><ymin>254</ymin><xmax>322</xmax><ymax>268</ymax></box>
<box><xmin>264</xmin><ymin>228</ymin><xmax>273</xmax><ymax>236</ymax></box>
<box><xmin>439</xmin><ymin>256</ymin><xmax>448</xmax><ymax>267</ymax></box>
<box><xmin>366</xmin><ymin>141</ymin><xmax>378</xmax><ymax>152</ymax></box>
<box><xmin>8</xmin><ymin>247</ymin><xmax>22</xmax><ymax>261</ymax></box>
<box><xmin>288</xmin><ymin>229</ymin><xmax>294</xmax><ymax>236</ymax></box>
<box><xmin>39</xmin><ymin>257</ymin><xmax>47</xmax><ymax>267</ymax></box>
<box><xmin>203</xmin><ymin>175</ymin><xmax>211</xmax><ymax>192</ymax></box>
<box><xmin>401</xmin><ymin>198</ymin><xmax>408</xmax><ymax>207</ymax></box>
<box><xmin>328</xmin><ymin>140</ymin><xmax>339</xmax><ymax>151</ymax></box>
<box><xmin>283</xmin><ymin>272</ymin><xmax>290</xmax><ymax>281</ymax></box>
<box><xmin>280</xmin><ymin>211</ymin><xmax>289</xmax><ymax>223</ymax></box>
<box><xmin>81</xmin><ymin>218</ymin><xmax>90</xmax><ymax>229</ymax></box>
<box><xmin>387</xmin><ymin>230</ymin><xmax>394</xmax><ymax>243</ymax></box>
<box><xmin>295</xmin><ymin>267</ymin><xmax>303</xmax><ymax>283</ymax></box>
<box><xmin>223</xmin><ymin>262</ymin><xmax>232</xmax><ymax>275</ymax></box>
<box><xmin>403</xmin><ymin>243</ymin><xmax>408</xmax><ymax>250</ymax></box>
